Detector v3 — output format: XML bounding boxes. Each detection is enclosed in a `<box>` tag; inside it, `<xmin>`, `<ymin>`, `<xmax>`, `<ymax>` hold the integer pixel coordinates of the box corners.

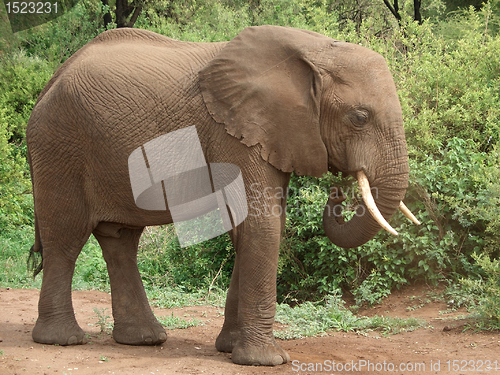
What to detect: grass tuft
<box><xmin>274</xmin><ymin>293</ymin><xmax>427</xmax><ymax>339</ymax></box>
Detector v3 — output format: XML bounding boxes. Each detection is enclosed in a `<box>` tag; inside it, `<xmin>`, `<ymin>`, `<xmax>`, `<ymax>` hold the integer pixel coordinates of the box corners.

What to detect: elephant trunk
<box><xmin>323</xmin><ymin>170</ymin><xmax>409</xmax><ymax>249</ymax></box>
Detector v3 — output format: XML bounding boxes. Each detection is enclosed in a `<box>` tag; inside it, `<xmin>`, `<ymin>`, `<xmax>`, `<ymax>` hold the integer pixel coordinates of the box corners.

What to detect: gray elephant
<box><xmin>26</xmin><ymin>25</ymin><xmax>419</xmax><ymax>366</ymax></box>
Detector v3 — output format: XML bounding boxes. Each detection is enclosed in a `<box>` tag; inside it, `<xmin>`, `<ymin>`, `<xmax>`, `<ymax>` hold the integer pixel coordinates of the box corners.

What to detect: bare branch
<box><xmin>129</xmin><ymin>5</ymin><xmax>143</xmax><ymax>27</ymax></box>
<box><xmin>382</xmin><ymin>0</ymin><xmax>402</xmax><ymax>23</ymax></box>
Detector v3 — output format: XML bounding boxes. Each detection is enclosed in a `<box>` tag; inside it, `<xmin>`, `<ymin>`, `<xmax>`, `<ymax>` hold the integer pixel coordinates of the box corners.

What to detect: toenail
<box><xmin>159</xmin><ymin>333</ymin><xmax>167</xmax><ymax>342</ymax></box>
<box><xmin>272</xmin><ymin>355</ymin><xmax>284</xmax><ymax>366</ymax></box>
<box><xmin>67</xmin><ymin>336</ymin><xmax>77</xmax><ymax>345</ymax></box>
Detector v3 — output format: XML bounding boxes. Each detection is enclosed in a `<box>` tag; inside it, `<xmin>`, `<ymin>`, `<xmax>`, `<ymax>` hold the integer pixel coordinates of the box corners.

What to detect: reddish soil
<box><xmin>1</xmin><ymin>285</ymin><xmax>499</xmax><ymax>374</ymax></box>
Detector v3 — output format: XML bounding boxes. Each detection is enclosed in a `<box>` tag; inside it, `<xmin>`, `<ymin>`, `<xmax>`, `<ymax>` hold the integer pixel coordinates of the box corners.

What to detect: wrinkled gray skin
<box><xmin>26</xmin><ymin>26</ymin><xmax>409</xmax><ymax>366</ymax></box>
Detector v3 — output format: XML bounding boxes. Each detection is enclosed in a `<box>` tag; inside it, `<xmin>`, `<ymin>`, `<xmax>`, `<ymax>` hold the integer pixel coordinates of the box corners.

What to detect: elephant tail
<box><xmin>27</xmin><ymin>213</ymin><xmax>43</xmax><ymax>278</ymax></box>
<box><xmin>26</xmin><ymin>147</ymin><xmax>43</xmax><ymax>278</ymax></box>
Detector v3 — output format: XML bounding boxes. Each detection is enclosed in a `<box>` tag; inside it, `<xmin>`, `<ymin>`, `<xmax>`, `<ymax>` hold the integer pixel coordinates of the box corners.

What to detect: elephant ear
<box><xmin>199</xmin><ymin>25</ymin><xmax>332</xmax><ymax>177</ymax></box>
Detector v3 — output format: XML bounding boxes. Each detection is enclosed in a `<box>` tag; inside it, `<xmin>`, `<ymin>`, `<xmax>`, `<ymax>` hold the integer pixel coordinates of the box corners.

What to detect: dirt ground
<box><xmin>1</xmin><ymin>285</ymin><xmax>499</xmax><ymax>375</ymax></box>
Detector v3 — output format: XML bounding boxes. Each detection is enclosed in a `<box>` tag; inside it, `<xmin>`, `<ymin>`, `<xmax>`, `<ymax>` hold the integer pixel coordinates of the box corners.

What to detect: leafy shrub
<box><xmin>0</xmin><ymin>51</ymin><xmax>50</xmax><ymax>228</ymax></box>
<box><xmin>17</xmin><ymin>0</ymin><xmax>105</xmax><ymax>65</ymax></box>
<box><xmin>0</xmin><ymin>50</ymin><xmax>53</xmax><ymax>142</ymax></box>
<box><xmin>136</xmin><ymin>0</ymin><xmax>249</xmax><ymax>42</ymax></box>
<box><xmin>76</xmin><ymin>236</ymin><xmax>109</xmax><ymax>289</ymax></box>
<box><xmin>138</xmin><ymin>226</ymin><xmax>234</xmax><ymax>292</ymax></box>
<box><xmin>411</xmin><ymin>138</ymin><xmax>500</xmax><ymax>255</ymax></box>
<box><xmin>0</xmin><ymin>115</ymin><xmax>33</xmax><ymax>229</ymax></box>
<box><xmin>0</xmin><ymin>227</ymin><xmax>40</xmax><ymax>288</ymax></box>
<box><xmin>459</xmin><ymin>253</ymin><xmax>500</xmax><ymax>330</ymax></box>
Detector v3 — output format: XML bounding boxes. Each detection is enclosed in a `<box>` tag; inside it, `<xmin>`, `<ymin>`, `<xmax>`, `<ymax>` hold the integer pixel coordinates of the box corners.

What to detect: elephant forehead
<box><xmin>334</xmin><ymin>66</ymin><xmax>399</xmax><ymax>108</ymax></box>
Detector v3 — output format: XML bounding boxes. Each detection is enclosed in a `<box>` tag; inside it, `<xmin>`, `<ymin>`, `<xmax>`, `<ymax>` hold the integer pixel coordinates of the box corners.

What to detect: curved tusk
<box><xmin>357</xmin><ymin>171</ymin><xmax>398</xmax><ymax>236</ymax></box>
<box><xmin>399</xmin><ymin>201</ymin><xmax>421</xmax><ymax>225</ymax></box>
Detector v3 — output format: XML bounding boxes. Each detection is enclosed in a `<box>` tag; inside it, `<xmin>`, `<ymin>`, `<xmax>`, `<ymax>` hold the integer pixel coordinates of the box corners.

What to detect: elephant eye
<box><xmin>350</xmin><ymin>109</ymin><xmax>369</xmax><ymax>127</ymax></box>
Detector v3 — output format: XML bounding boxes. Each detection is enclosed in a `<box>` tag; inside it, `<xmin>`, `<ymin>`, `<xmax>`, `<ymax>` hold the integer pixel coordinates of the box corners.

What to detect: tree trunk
<box><xmin>383</xmin><ymin>0</ymin><xmax>423</xmax><ymax>25</ymax></box>
<box><xmin>102</xmin><ymin>0</ymin><xmax>112</xmax><ymax>29</ymax></box>
<box><xmin>414</xmin><ymin>0</ymin><xmax>422</xmax><ymax>24</ymax></box>
<box><xmin>101</xmin><ymin>0</ymin><xmax>143</xmax><ymax>29</ymax></box>
<box><xmin>383</xmin><ymin>0</ymin><xmax>402</xmax><ymax>26</ymax></box>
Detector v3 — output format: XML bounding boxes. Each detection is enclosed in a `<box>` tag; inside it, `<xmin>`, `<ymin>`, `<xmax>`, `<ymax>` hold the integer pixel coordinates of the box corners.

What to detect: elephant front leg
<box><xmin>232</xmin><ymin>248</ymin><xmax>290</xmax><ymax>365</ymax></box>
<box><xmin>215</xmin><ymin>250</ymin><xmax>239</xmax><ymax>353</ymax></box>
<box><xmin>94</xmin><ymin>225</ymin><xmax>166</xmax><ymax>346</ymax></box>
<box><xmin>222</xmin><ymin>217</ymin><xmax>290</xmax><ymax>366</ymax></box>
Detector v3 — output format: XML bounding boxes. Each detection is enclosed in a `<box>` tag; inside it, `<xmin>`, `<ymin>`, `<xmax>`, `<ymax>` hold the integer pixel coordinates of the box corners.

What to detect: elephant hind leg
<box><xmin>32</xmin><ymin>224</ymin><xmax>92</xmax><ymax>346</ymax></box>
<box><xmin>93</xmin><ymin>223</ymin><xmax>166</xmax><ymax>346</ymax></box>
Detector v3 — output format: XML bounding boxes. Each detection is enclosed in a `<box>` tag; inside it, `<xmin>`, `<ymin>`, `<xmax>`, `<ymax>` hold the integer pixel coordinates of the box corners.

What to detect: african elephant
<box><xmin>26</xmin><ymin>25</ymin><xmax>419</xmax><ymax>366</ymax></box>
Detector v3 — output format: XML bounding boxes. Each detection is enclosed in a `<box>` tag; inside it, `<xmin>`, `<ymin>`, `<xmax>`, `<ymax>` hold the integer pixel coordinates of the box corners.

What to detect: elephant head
<box><xmin>200</xmin><ymin>25</ymin><xmax>418</xmax><ymax>248</ymax></box>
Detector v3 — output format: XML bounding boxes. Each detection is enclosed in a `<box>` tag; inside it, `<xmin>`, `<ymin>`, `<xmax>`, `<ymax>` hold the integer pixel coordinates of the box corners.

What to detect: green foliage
<box><xmin>136</xmin><ymin>0</ymin><xmax>249</xmax><ymax>41</ymax></box>
<box><xmin>400</xmin><ymin>26</ymin><xmax>500</xmax><ymax>156</ymax></box>
<box><xmin>439</xmin><ymin>0</ymin><xmax>500</xmax><ymax>36</ymax></box>
<box><xmin>16</xmin><ymin>0</ymin><xmax>105</xmax><ymax>65</ymax></box>
<box><xmin>156</xmin><ymin>312</ymin><xmax>203</xmax><ymax>329</ymax></box>
<box><xmin>0</xmin><ymin>227</ymin><xmax>41</xmax><ymax>288</ymax></box>
<box><xmin>75</xmin><ymin>236</ymin><xmax>109</xmax><ymax>289</ymax></box>
<box><xmin>0</xmin><ymin>51</ymin><xmax>52</xmax><ymax>141</ymax></box>
<box><xmin>0</xmin><ymin>51</ymin><xmax>52</xmax><ymax>229</ymax></box>
<box><xmin>411</xmin><ymin>138</ymin><xmax>500</xmax><ymax>256</ymax></box>
<box><xmin>138</xmin><ymin>226</ymin><xmax>234</xmax><ymax>292</ymax></box>
<box><xmin>92</xmin><ymin>307</ymin><xmax>113</xmax><ymax>333</ymax></box>
<box><xmin>274</xmin><ymin>292</ymin><xmax>426</xmax><ymax>339</ymax></box>
<box><xmin>0</xmin><ymin>120</ymin><xmax>33</xmax><ymax>230</ymax></box>
<box><xmin>459</xmin><ymin>253</ymin><xmax>500</xmax><ymax>330</ymax></box>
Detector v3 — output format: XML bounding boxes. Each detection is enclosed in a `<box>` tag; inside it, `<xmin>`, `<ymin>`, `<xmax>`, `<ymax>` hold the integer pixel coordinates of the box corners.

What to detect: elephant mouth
<box><xmin>329</xmin><ymin>170</ymin><xmax>420</xmax><ymax>237</ymax></box>
<box><xmin>356</xmin><ymin>170</ymin><xmax>420</xmax><ymax>235</ymax></box>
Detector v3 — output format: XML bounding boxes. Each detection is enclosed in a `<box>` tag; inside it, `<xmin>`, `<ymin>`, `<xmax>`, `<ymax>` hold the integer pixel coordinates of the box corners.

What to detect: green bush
<box><xmin>138</xmin><ymin>226</ymin><xmax>234</xmax><ymax>292</ymax></box>
<box><xmin>0</xmin><ymin>51</ymin><xmax>51</xmax><ymax>229</ymax></box>
<box><xmin>0</xmin><ymin>51</ymin><xmax>53</xmax><ymax>143</ymax></box>
<box><xmin>459</xmin><ymin>253</ymin><xmax>500</xmax><ymax>330</ymax></box>
<box><xmin>0</xmin><ymin>121</ymin><xmax>33</xmax><ymax>229</ymax></box>
<box><xmin>1</xmin><ymin>0</ymin><xmax>500</xmax><ymax>309</ymax></box>
<box><xmin>17</xmin><ymin>0</ymin><xmax>105</xmax><ymax>65</ymax></box>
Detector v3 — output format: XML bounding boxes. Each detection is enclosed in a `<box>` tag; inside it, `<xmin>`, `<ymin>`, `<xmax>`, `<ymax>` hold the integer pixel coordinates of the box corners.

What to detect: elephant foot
<box><xmin>112</xmin><ymin>321</ymin><xmax>167</xmax><ymax>346</ymax></box>
<box><xmin>215</xmin><ymin>328</ymin><xmax>236</xmax><ymax>353</ymax></box>
<box><xmin>33</xmin><ymin>318</ymin><xmax>86</xmax><ymax>346</ymax></box>
<box><xmin>231</xmin><ymin>338</ymin><xmax>290</xmax><ymax>366</ymax></box>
